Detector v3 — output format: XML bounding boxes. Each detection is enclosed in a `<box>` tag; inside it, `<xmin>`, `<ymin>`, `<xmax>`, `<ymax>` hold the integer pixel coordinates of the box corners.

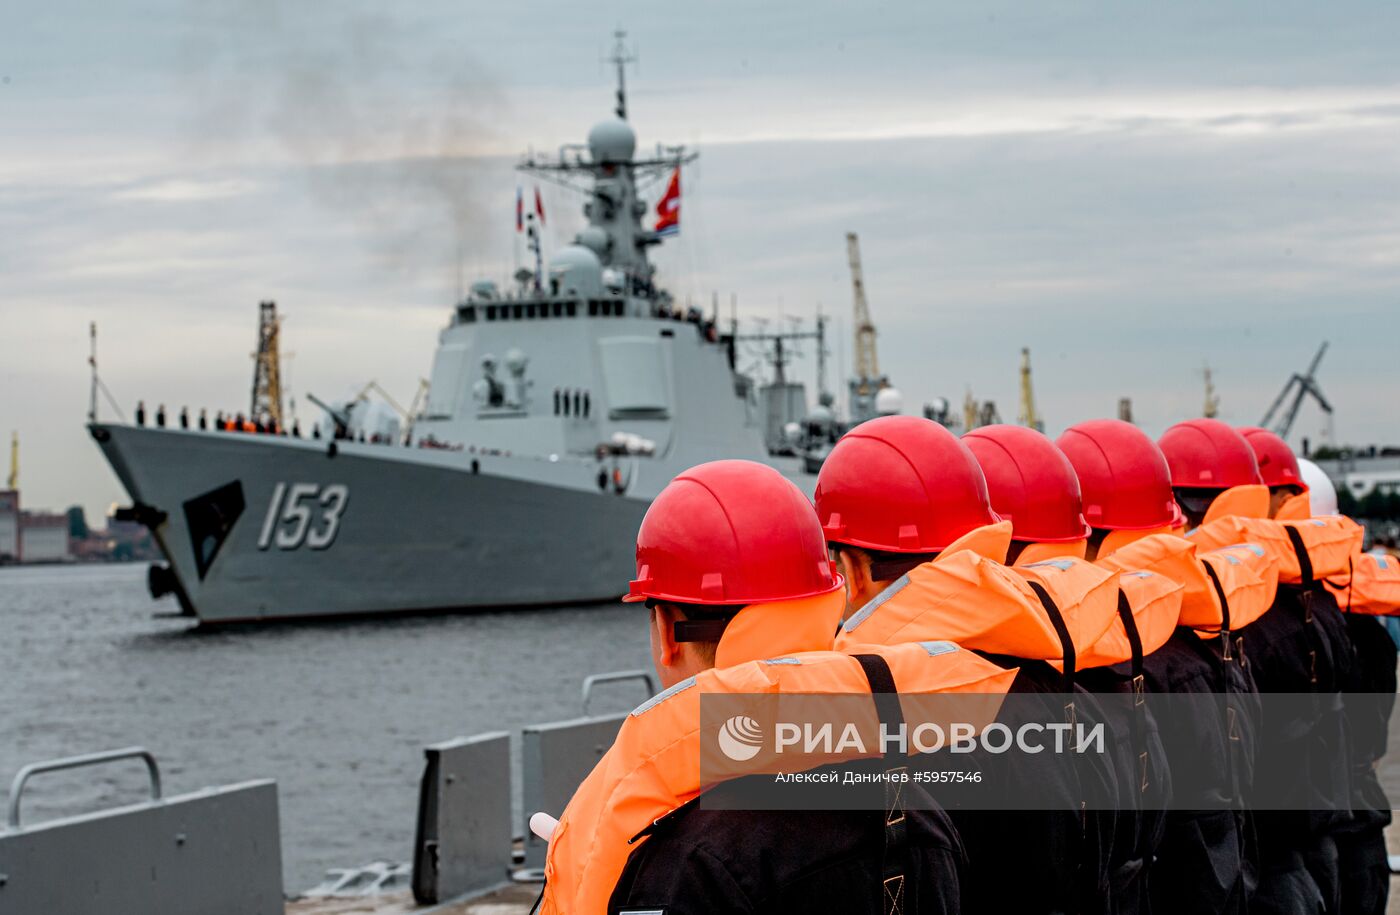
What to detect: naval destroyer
<box><xmin>90</xmin><ymin>34</ymin><xmax>893</xmax><ymax>623</ymax></box>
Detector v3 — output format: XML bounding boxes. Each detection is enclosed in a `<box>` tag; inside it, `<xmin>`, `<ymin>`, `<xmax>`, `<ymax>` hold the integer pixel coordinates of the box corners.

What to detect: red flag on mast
<box><xmin>654</xmin><ymin>167</ymin><xmax>681</xmax><ymax>237</ymax></box>
<box><xmin>515</xmin><ymin>186</ymin><xmax>523</xmax><ymax>232</ymax></box>
<box><xmin>534</xmin><ymin>186</ymin><xmax>546</xmax><ymax>226</ymax></box>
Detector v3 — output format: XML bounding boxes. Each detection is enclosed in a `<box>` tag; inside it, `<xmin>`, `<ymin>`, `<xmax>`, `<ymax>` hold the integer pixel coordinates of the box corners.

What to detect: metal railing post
<box><xmin>580</xmin><ymin>669</ymin><xmax>657</xmax><ymax>716</ymax></box>
<box><xmin>7</xmin><ymin>747</ymin><xmax>162</xmax><ymax>830</ymax></box>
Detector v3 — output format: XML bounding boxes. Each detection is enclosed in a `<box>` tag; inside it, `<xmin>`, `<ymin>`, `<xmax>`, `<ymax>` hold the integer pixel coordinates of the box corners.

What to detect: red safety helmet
<box><xmin>1057</xmin><ymin>419</ymin><xmax>1185</xmax><ymax>530</ymax></box>
<box><xmin>962</xmin><ymin>425</ymin><xmax>1091</xmax><ymax>543</ymax></box>
<box><xmin>1238</xmin><ymin>426</ymin><xmax>1307</xmax><ymax>491</ymax></box>
<box><xmin>626</xmin><ymin>460</ymin><xmax>841</xmax><ymax>605</ymax></box>
<box><xmin>815</xmin><ymin>415</ymin><xmax>998</xmax><ymax>553</ymax></box>
<box><xmin>1157</xmin><ymin>418</ymin><xmax>1263</xmax><ymax>490</ymax></box>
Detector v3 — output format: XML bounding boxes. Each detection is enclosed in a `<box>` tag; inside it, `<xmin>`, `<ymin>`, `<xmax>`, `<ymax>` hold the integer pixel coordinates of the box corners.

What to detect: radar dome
<box><xmin>588</xmin><ymin>119</ymin><xmax>636</xmax><ymax>164</ymax></box>
<box><xmin>576</xmin><ymin>225</ymin><xmax>611</xmax><ymax>257</ymax></box>
<box><xmin>548</xmin><ymin>244</ymin><xmax>604</xmax><ymax>298</ymax></box>
<box><xmin>874</xmin><ymin>387</ymin><xmax>904</xmax><ymax>416</ymax></box>
<box><xmin>504</xmin><ymin>347</ymin><xmax>529</xmax><ymax>375</ymax></box>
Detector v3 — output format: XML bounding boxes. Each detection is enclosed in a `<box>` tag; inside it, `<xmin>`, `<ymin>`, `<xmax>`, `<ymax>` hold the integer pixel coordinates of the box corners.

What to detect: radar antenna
<box><xmin>1260</xmin><ymin>342</ymin><xmax>1332</xmax><ymax>440</ymax></box>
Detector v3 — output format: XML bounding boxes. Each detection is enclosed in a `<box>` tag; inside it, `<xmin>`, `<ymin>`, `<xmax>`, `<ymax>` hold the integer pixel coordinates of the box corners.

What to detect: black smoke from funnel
<box><xmin>178</xmin><ymin>1</ymin><xmax>505</xmax><ymax>284</ymax></box>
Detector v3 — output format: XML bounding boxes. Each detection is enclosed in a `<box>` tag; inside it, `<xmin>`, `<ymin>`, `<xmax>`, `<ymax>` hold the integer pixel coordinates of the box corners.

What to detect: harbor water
<box><xmin>0</xmin><ymin>562</ymin><xmax>652</xmax><ymax>892</ymax></box>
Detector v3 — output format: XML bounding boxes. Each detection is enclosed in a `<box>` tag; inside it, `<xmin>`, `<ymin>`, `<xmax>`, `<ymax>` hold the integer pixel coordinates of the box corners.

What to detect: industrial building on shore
<box><xmin>0</xmin><ymin>488</ymin><xmax>73</xmax><ymax>564</ymax></box>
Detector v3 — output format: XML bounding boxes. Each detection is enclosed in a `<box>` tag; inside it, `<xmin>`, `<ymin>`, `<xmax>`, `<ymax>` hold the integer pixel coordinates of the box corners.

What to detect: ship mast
<box><xmin>609</xmin><ymin>29</ymin><xmax>635</xmax><ymax>120</ymax></box>
<box><xmin>516</xmin><ymin>29</ymin><xmax>695</xmax><ymax>300</ymax></box>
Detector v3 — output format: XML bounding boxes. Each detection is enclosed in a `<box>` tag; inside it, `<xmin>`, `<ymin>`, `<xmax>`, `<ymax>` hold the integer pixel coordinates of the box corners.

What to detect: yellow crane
<box><xmin>250</xmin><ymin>300</ymin><xmax>284</xmax><ymax>427</ymax></box>
<box><xmin>1018</xmin><ymin>347</ymin><xmax>1043</xmax><ymax>432</ymax></box>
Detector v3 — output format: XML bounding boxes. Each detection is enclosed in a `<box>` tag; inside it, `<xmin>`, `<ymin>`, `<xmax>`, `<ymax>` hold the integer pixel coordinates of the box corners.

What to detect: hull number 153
<box><xmin>257</xmin><ymin>483</ymin><xmax>350</xmax><ymax>551</ymax></box>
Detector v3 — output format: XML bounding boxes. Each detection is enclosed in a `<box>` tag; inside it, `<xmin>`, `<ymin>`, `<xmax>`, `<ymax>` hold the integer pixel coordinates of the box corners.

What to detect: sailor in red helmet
<box><xmin>965</xmin><ymin>424</ymin><xmax>1175</xmax><ymax>915</ymax></box>
<box><xmin>538</xmin><ymin>460</ymin><xmax>1018</xmax><ymax>915</ymax></box>
<box><xmin>1242</xmin><ymin>428</ymin><xmax>1392</xmax><ymax>915</ymax></box>
<box><xmin>1059</xmin><ymin>418</ymin><xmax>1269</xmax><ymax>915</ymax></box>
<box><xmin>1159</xmin><ymin>419</ymin><xmax>1354</xmax><ymax>915</ymax></box>
<box><xmin>817</xmin><ymin>415</ymin><xmax>1120</xmax><ymax>915</ymax></box>
<box><xmin>1239</xmin><ymin>426</ymin><xmax>1313</xmax><ymax>520</ymax></box>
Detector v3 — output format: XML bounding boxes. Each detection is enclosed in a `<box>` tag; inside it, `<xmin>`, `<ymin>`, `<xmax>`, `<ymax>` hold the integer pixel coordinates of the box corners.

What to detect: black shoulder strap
<box><xmin>1115</xmin><ymin>589</ymin><xmax>1145</xmax><ymax>680</ymax></box>
<box><xmin>853</xmin><ymin>653</ymin><xmax>907</xmax><ymax>915</ymax></box>
<box><xmin>1281</xmin><ymin>524</ymin><xmax>1323</xmax><ymax>677</ymax></box>
<box><xmin>1116</xmin><ymin>589</ymin><xmax>1149</xmax><ymax>794</ymax></box>
<box><xmin>1198</xmin><ymin>562</ymin><xmax>1244</xmax><ymax>801</ymax></box>
<box><xmin>1201</xmin><ymin>560</ymin><xmax>1233</xmax><ymax>634</ymax></box>
<box><xmin>1026</xmin><ymin>580</ymin><xmax>1077</xmax><ymax>693</ymax></box>
<box><xmin>1283</xmin><ymin>523</ymin><xmax>1315</xmax><ymax>587</ymax></box>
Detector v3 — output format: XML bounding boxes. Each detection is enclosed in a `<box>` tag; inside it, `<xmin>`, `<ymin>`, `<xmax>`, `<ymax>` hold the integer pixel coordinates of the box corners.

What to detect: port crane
<box><xmin>846</xmin><ymin>232</ymin><xmax>888</xmax><ymax>423</ymax></box>
<box><xmin>964</xmin><ymin>390</ymin><xmax>1002</xmax><ymax>430</ymax></box>
<box><xmin>1202</xmin><ymin>363</ymin><xmax>1220</xmax><ymax>418</ymax></box>
<box><xmin>250</xmin><ymin>301</ymin><xmax>284</xmax><ymax>427</ymax></box>
<box><xmin>1018</xmin><ymin>347</ymin><xmax>1043</xmax><ymax>432</ymax></box>
<box><xmin>1260</xmin><ymin>342</ymin><xmax>1333</xmax><ymax>440</ymax></box>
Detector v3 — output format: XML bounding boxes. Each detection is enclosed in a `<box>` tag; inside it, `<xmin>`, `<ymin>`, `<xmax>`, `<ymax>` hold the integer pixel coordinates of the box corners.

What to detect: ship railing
<box><xmin>0</xmin><ymin>746</ymin><xmax>282</xmax><ymax>913</ymax></box>
<box><xmin>412</xmin><ymin>668</ymin><xmax>658</xmax><ymax>905</ymax></box>
<box><xmin>6</xmin><ymin>746</ymin><xmax>161</xmax><ymax>830</ymax></box>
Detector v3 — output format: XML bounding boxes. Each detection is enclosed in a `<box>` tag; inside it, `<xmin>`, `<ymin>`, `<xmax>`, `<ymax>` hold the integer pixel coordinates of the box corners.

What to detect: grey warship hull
<box><xmin>92</xmin><ymin>423</ymin><xmax>656</xmax><ymax>622</ymax></box>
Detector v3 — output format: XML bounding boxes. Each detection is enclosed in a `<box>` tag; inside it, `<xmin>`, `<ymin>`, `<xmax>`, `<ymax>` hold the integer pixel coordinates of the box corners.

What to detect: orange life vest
<box><xmin>1096</xmin><ymin>532</ymin><xmax>1277</xmax><ymax>632</ymax></box>
<box><xmin>1189</xmin><ymin>514</ymin><xmax>1362</xmax><ymax>584</ymax></box>
<box><xmin>834</xmin><ymin>522</ymin><xmax>1117</xmax><ymax>663</ymax></box>
<box><xmin>1327</xmin><ymin>551</ymin><xmax>1400</xmax><ymax>616</ymax></box>
<box><xmin>538</xmin><ymin>632</ymin><xmax>1016</xmax><ymax>914</ymax></box>
<box><xmin>1086</xmin><ymin>568</ymin><xmax>1182</xmax><ymax>669</ymax></box>
<box><xmin>962</xmin><ymin>530</ymin><xmax>1182</xmax><ymax>671</ymax></box>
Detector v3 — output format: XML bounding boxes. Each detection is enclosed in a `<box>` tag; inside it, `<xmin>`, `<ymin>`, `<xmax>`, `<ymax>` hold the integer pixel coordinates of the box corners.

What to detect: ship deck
<box><xmin>288</xmin><ymin>884</ymin><xmax>538</xmax><ymax>915</ymax></box>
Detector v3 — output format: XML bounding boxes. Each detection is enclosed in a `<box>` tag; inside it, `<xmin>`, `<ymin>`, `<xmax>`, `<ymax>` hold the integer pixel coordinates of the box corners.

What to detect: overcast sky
<box><xmin>3</xmin><ymin>1</ymin><xmax>1399</xmax><ymax>522</ymax></box>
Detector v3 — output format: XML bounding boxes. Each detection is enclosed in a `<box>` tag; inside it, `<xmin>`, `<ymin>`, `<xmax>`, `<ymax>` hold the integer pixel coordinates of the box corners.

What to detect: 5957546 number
<box><xmin>256</xmin><ymin>483</ymin><xmax>350</xmax><ymax>551</ymax></box>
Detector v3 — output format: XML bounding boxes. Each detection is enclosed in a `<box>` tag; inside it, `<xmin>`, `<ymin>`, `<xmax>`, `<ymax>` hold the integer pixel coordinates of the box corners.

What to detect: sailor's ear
<box><xmin>834</xmin><ymin>548</ymin><xmax>865</xmax><ymax>596</ymax></box>
<box><xmin>650</xmin><ymin>603</ymin><xmax>680</xmax><ymax>667</ymax></box>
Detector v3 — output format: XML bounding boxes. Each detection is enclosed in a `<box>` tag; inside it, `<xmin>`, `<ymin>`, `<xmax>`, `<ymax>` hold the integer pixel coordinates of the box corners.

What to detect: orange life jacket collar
<box><xmin>1275</xmin><ymin>492</ymin><xmax>1313</xmax><ymax>521</ymax></box>
<box><xmin>1012</xmin><ymin>539</ymin><xmax>1088</xmax><ymax>567</ymax></box>
<box><xmin>714</xmin><ymin>590</ymin><xmax>845</xmax><ymax>669</ymax></box>
<box><xmin>836</xmin><ymin>523</ymin><xmax>1115</xmax><ymax>662</ymax></box>
<box><xmin>1202</xmin><ymin>483</ymin><xmax>1270</xmax><ymax>525</ymax></box>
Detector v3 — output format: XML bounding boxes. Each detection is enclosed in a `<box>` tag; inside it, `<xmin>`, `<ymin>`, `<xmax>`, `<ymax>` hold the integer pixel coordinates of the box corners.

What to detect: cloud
<box><xmin>110</xmin><ymin>177</ymin><xmax>259</xmax><ymax>202</ymax></box>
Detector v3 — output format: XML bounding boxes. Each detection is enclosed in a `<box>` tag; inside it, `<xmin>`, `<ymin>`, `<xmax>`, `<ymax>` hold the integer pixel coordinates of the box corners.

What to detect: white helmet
<box><xmin>1297</xmin><ymin>458</ymin><xmax>1338</xmax><ymax>516</ymax></box>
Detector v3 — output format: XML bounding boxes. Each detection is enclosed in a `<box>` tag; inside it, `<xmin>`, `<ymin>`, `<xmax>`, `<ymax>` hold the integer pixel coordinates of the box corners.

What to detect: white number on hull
<box><xmin>257</xmin><ymin>483</ymin><xmax>350</xmax><ymax>551</ymax></box>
